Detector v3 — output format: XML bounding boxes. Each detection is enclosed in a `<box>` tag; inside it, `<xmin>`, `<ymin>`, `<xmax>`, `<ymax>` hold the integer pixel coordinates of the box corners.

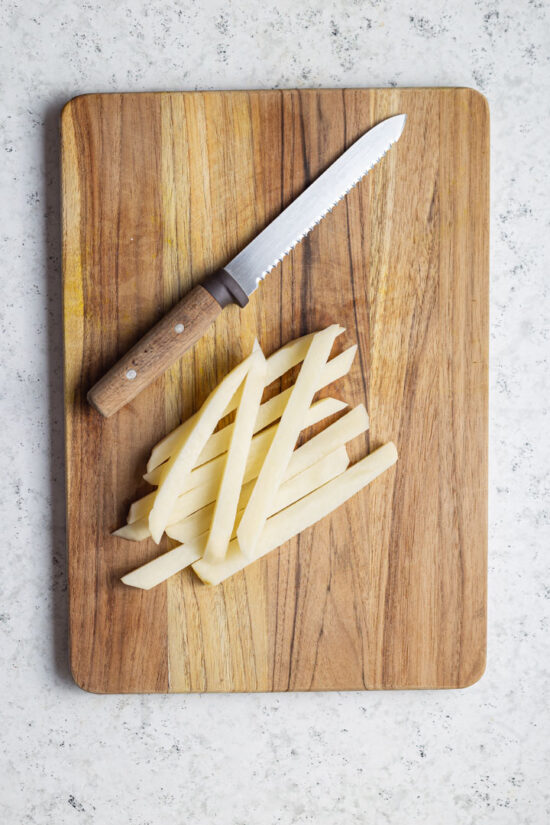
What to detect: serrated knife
<box><xmin>88</xmin><ymin>113</ymin><xmax>407</xmax><ymax>416</ymax></box>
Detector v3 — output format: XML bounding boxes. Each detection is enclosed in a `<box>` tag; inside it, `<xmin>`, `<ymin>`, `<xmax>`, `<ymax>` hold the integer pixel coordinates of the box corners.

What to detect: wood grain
<box><xmin>62</xmin><ymin>88</ymin><xmax>489</xmax><ymax>692</ymax></box>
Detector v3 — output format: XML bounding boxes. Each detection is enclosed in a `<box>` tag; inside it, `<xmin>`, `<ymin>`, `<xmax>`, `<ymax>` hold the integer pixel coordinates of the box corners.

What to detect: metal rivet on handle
<box><xmin>126</xmin><ymin>369</ymin><xmax>137</xmax><ymax>380</ymax></box>
<box><xmin>174</xmin><ymin>323</ymin><xmax>185</xmax><ymax>334</ymax></box>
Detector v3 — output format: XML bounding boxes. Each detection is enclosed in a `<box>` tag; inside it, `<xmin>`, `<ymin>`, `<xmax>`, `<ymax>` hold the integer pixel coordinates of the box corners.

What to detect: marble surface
<box><xmin>1</xmin><ymin>0</ymin><xmax>549</xmax><ymax>822</ymax></box>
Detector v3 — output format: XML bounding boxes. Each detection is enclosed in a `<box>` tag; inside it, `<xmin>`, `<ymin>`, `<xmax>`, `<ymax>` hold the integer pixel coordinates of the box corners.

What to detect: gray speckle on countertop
<box><xmin>0</xmin><ymin>0</ymin><xmax>549</xmax><ymax>823</ymax></box>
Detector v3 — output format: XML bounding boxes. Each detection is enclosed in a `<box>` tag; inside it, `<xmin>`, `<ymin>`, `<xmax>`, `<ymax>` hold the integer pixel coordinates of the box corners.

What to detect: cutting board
<box><xmin>62</xmin><ymin>88</ymin><xmax>488</xmax><ymax>693</ymax></box>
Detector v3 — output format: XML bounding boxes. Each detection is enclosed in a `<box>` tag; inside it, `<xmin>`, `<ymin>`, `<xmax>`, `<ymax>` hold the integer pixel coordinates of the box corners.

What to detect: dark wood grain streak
<box><xmin>62</xmin><ymin>88</ymin><xmax>488</xmax><ymax>692</ymax></box>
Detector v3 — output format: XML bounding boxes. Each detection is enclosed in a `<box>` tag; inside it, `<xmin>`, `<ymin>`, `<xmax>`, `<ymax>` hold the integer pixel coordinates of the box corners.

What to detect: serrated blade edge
<box><xmin>224</xmin><ymin>114</ymin><xmax>407</xmax><ymax>296</ymax></box>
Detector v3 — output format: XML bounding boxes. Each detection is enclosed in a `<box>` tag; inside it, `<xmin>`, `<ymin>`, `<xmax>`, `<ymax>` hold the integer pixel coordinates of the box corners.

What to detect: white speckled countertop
<box><xmin>1</xmin><ymin>0</ymin><xmax>549</xmax><ymax>822</ymax></box>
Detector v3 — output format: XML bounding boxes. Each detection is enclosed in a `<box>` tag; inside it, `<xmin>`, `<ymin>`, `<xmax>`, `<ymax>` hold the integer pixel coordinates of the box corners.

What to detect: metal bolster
<box><xmin>202</xmin><ymin>269</ymin><xmax>249</xmax><ymax>309</ymax></box>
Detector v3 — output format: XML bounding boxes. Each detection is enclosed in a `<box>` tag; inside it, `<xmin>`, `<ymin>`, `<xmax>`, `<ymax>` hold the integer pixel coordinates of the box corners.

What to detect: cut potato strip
<box><xmin>193</xmin><ymin>442</ymin><xmax>398</xmax><ymax>586</ymax></box>
<box><xmin>165</xmin><ymin>503</ymin><xmax>215</xmax><ymax>544</ymax></box>
<box><xmin>117</xmin><ymin>402</ymin><xmax>366</xmax><ymax>540</ymax></box>
<box><xmin>281</xmin><ymin>404</ymin><xmax>369</xmax><ymax>481</ymax></box>
<box><xmin>121</xmin><ymin>542</ymin><xmax>204</xmax><ymax>591</ymax></box>
<box><xmin>121</xmin><ymin>447</ymin><xmax>350</xmax><ymax>590</ymax></box>
<box><xmin>260</xmin><ymin>325</ymin><xmax>344</xmax><ymax>386</ymax></box>
<box><xmin>148</xmin><ymin>348</ymin><xmax>257</xmax><ymax>543</ymax></box>
<box><xmin>118</xmin><ymin>325</ymin><xmax>399</xmax><ymax>594</ymax></box>
<box><xmin>166</xmin><ymin>446</ymin><xmax>350</xmax><ymax>544</ymax></box>
<box><xmin>145</xmin><ymin>330</ymin><xmax>343</xmax><ymax>473</ymax></box>
<box><xmin>144</xmin><ymin>426</ymin><xmax>274</xmax><ymax>497</ymax></box>
<box><xmin>144</xmin><ymin>342</ymin><xmax>356</xmax><ymax>478</ymax></box>
<box><xmin>237</xmin><ymin>325</ymin><xmax>342</xmax><ymax>558</ymax></box>
<box><xmin>146</xmin><ymin>417</ymin><xmax>195</xmax><ymax>478</ymax></box>
<box><xmin>122</xmin><ymin>444</ymin><xmax>348</xmax><ymax>544</ymax></box>
<box><xmin>127</xmin><ymin>491</ymin><xmax>155</xmax><ymax>524</ymax></box>
<box><xmin>203</xmin><ymin>348</ymin><xmax>267</xmax><ymax>563</ymax></box>
<box><xmin>272</xmin><ymin>446</ymin><xmax>350</xmax><ymax>511</ymax></box>
<box><xmin>116</xmin><ymin>476</ymin><xmax>222</xmax><ymax>540</ymax></box>
<box><xmin>144</xmin><ymin>334</ymin><xmax>316</xmax><ymax>474</ymax></box>
<box><xmin>113</xmin><ymin>518</ymin><xmax>153</xmax><ymax>542</ymax></box>
<box><xmin>128</xmin><ymin>476</ymin><xmax>221</xmax><ymax>527</ymax></box>
<box><xmin>126</xmin><ymin>397</ymin><xmax>347</xmax><ymax>523</ymax></box>
<box><xmin>144</xmin><ymin>390</ymin><xmax>349</xmax><ymax>487</ymax></box>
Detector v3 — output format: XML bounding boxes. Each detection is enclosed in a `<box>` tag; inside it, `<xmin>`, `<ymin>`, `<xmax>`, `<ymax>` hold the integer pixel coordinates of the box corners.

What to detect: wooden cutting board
<box><xmin>62</xmin><ymin>88</ymin><xmax>488</xmax><ymax>693</ymax></box>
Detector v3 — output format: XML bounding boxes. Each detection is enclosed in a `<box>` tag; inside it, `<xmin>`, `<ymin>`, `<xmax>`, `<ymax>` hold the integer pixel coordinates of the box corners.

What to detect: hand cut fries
<box><xmin>145</xmin><ymin>328</ymin><xmax>348</xmax><ymax>473</ymax></box>
<box><xmin>147</xmin><ymin>350</ymin><xmax>257</xmax><ymax>543</ymax></box>
<box><xmin>237</xmin><ymin>324</ymin><xmax>341</xmax><ymax>558</ymax></box>
<box><xmin>165</xmin><ymin>447</ymin><xmax>350</xmax><ymax>544</ymax></box>
<box><xmin>116</xmin><ymin>326</ymin><xmax>398</xmax><ymax>590</ymax></box>
<box><xmin>114</xmin><ymin>396</ymin><xmax>349</xmax><ymax>540</ymax></box>
<box><xmin>203</xmin><ymin>345</ymin><xmax>267</xmax><ymax>563</ymax></box>
<box><xmin>121</xmin><ymin>447</ymin><xmax>350</xmax><ymax>591</ymax></box>
<box><xmin>193</xmin><ymin>443</ymin><xmax>398</xmax><ymax>586</ymax></box>
<box><xmin>144</xmin><ymin>343</ymin><xmax>357</xmax><ymax>481</ymax></box>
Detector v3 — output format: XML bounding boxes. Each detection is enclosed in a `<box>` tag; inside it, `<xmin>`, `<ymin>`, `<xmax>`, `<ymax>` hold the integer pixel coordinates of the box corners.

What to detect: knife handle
<box><xmin>87</xmin><ymin>270</ymin><xmax>248</xmax><ymax>417</ymax></box>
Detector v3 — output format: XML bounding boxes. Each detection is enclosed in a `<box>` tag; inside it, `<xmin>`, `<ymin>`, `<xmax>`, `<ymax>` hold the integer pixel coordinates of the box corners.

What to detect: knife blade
<box><xmin>88</xmin><ymin>114</ymin><xmax>407</xmax><ymax>416</ymax></box>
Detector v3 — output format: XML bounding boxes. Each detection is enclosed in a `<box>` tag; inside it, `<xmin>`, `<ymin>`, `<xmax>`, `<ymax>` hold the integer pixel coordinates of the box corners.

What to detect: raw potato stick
<box><xmin>145</xmin><ymin>328</ymin><xmax>344</xmax><ymax>472</ymax></box>
<box><xmin>143</xmin><ymin>386</ymin><xmax>350</xmax><ymax>487</ymax></box>
<box><xmin>115</xmin><ymin>402</ymin><xmax>366</xmax><ymax>540</ymax></box>
<box><xmin>113</xmin><ymin>418</ymin><xmax>358</xmax><ymax>541</ymax></box>
<box><xmin>121</xmin><ymin>543</ymin><xmax>204</xmax><ymax>591</ymax></box>
<box><xmin>148</xmin><ymin>348</ymin><xmax>256</xmax><ymax>543</ymax></box>
<box><xmin>113</xmin><ymin>518</ymin><xmax>152</xmax><ymax>542</ymax></box>
<box><xmin>203</xmin><ymin>347</ymin><xmax>267</xmax><ymax>563</ymax></box>
<box><xmin>146</xmin><ymin>416</ymin><xmax>194</xmax><ymax>478</ymax></box>
<box><xmin>114</xmin><ymin>476</ymin><xmax>225</xmax><ymax>540</ymax></box>
<box><xmin>166</xmin><ymin>447</ymin><xmax>350</xmax><ymax>544</ymax></box>
<box><xmin>280</xmin><ymin>404</ymin><xmax>369</xmax><ymax>481</ymax></box>
<box><xmin>144</xmin><ymin>343</ymin><xmax>356</xmax><ymax>480</ymax></box>
<box><xmin>126</xmin><ymin>491</ymin><xmax>155</xmax><ymax>524</ymax></box>
<box><xmin>238</xmin><ymin>325</ymin><xmax>341</xmax><ymax>557</ymax></box>
<box><xmin>144</xmin><ymin>332</ymin><xmax>324</xmax><ymax>473</ymax></box>
<box><xmin>122</xmin><ymin>397</ymin><xmax>348</xmax><ymax>526</ymax></box>
<box><xmin>144</xmin><ymin>429</ymin><xmax>278</xmax><ymax>510</ymax></box>
<box><xmin>193</xmin><ymin>442</ymin><xmax>398</xmax><ymax>586</ymax></box>
<box><xmin>121</xmin><ymin>447</ymin><xmax>350</xmax><ymax>590</ymax></box>
<box><xmin>273</xmin><ymin>447</ymin><xmax>350</xmax><ymax>510</ymax></box>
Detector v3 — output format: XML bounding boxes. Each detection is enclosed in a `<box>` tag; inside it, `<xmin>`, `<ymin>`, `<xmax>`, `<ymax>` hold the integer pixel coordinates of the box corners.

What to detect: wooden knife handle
<box><xmin>87</xmin><ymin>270</ymin><xmax>249</xmax><ymax>417</ymax></box>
